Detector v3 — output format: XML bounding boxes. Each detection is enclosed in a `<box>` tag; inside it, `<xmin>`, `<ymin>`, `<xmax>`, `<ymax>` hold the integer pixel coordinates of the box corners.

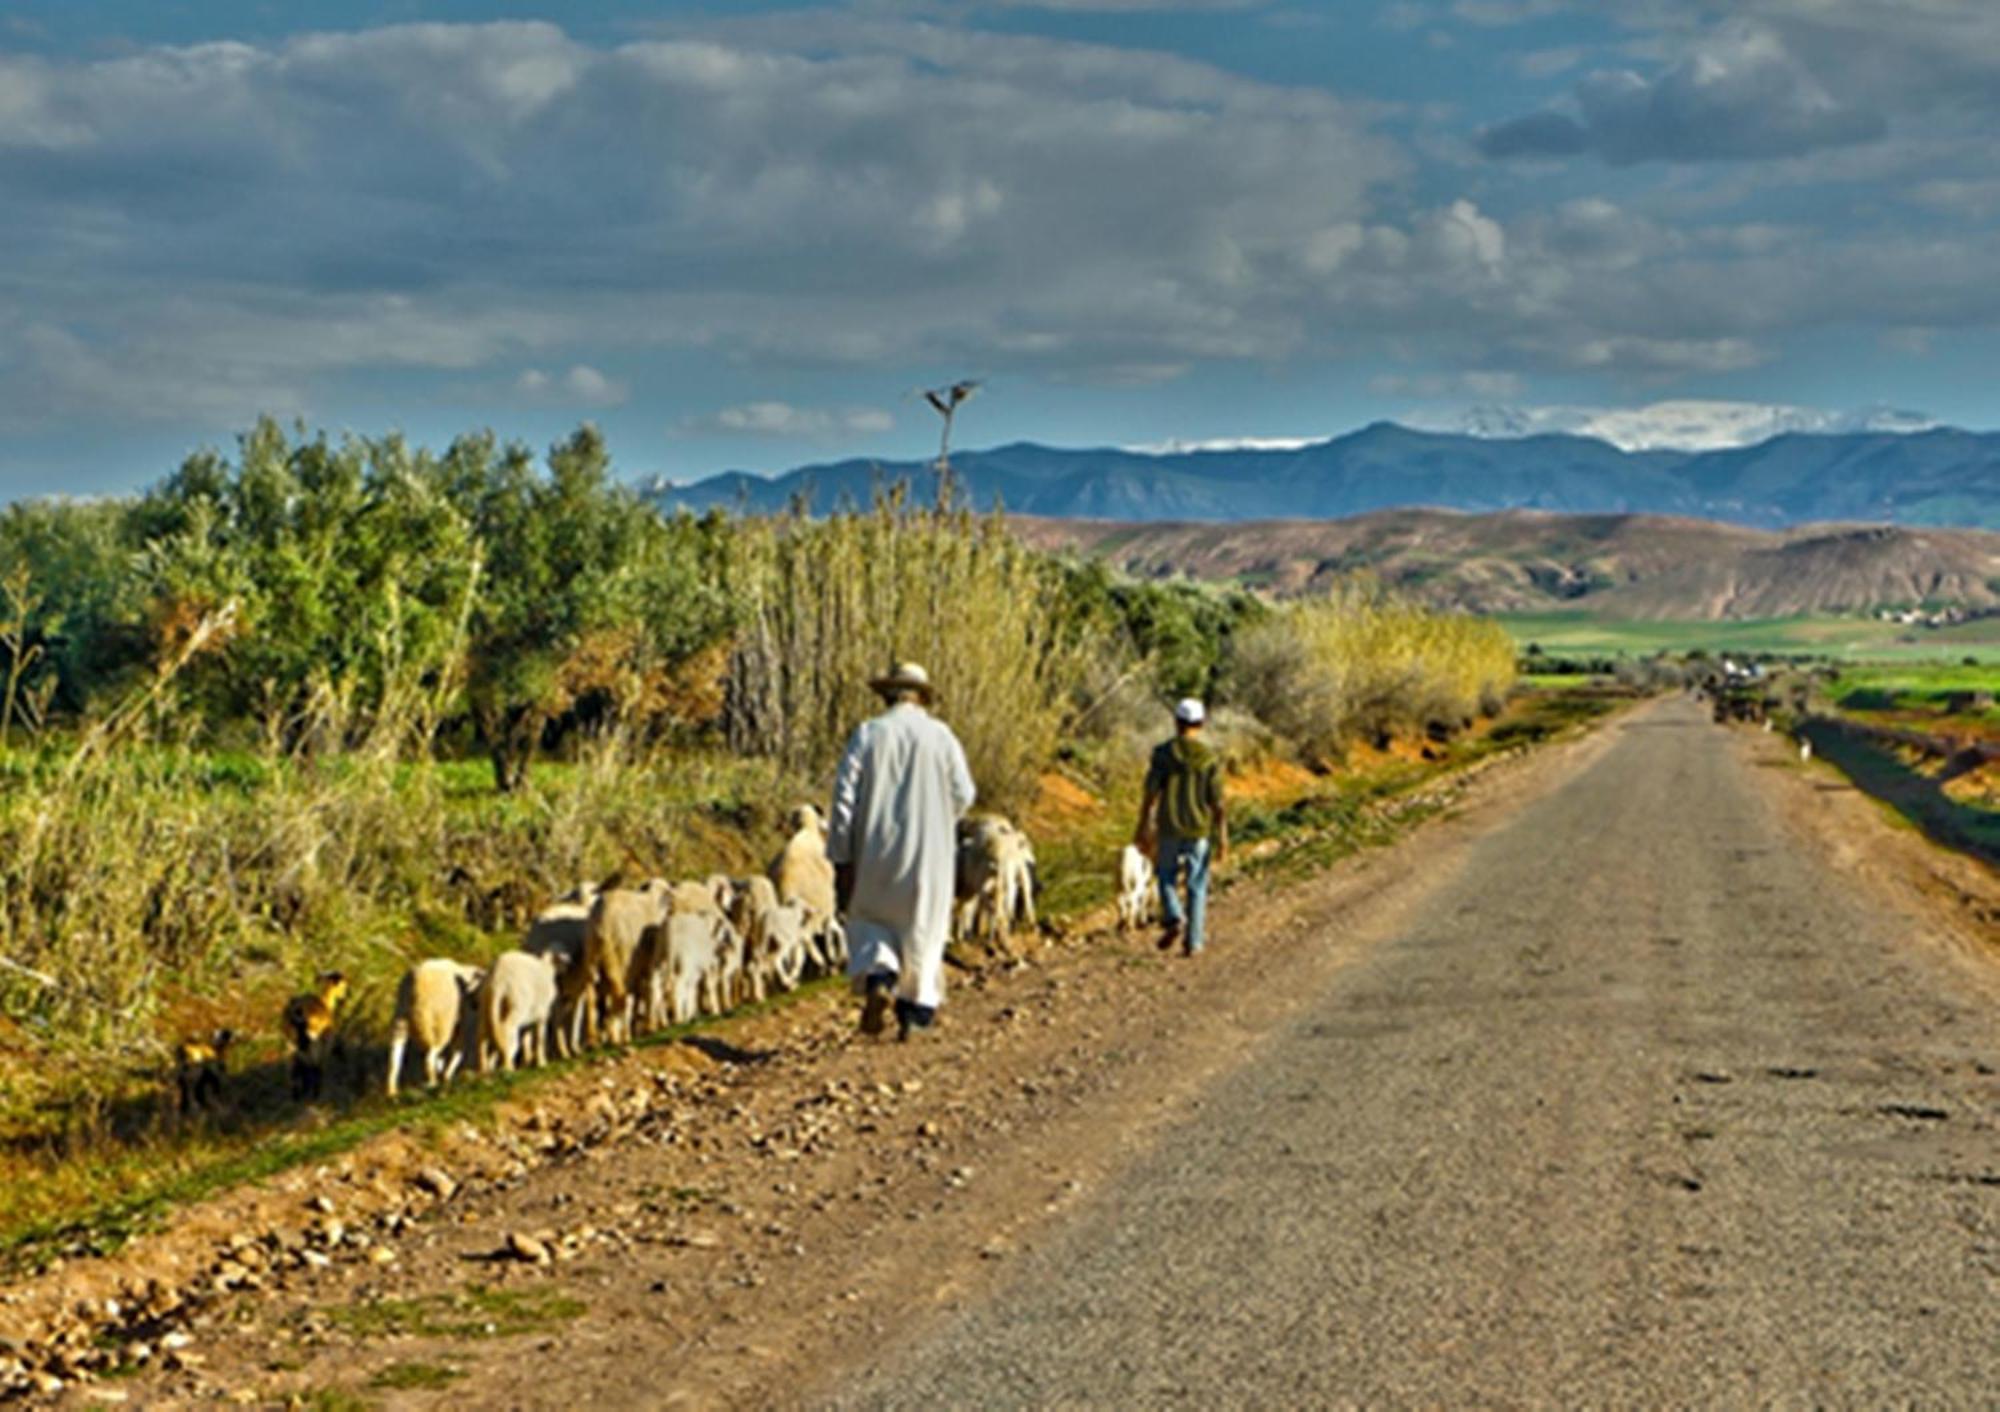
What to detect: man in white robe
<box><xmin>827</xmin><ymin>662</ymin><xmax>977</xmax><ymax>1040</ymax></box>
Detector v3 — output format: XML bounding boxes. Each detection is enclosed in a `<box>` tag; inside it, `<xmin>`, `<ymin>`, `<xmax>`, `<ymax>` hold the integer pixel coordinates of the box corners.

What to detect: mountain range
<box><xmin>653</xmin><ymin>422</ymin><xmax>2000</xmax><ymax>530</ymax></box>
<box><xmin>1011</xmin><ymin>511</ymin><xmax>2000</xmax><ymax>621</ymax></box>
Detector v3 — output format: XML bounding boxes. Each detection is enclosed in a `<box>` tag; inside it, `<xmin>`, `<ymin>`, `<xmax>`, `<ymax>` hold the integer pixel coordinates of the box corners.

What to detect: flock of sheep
<box><xmin>190</xmin><ymin>805</ymin><xmax>1059</xmax><ymax>1108</ymax></box>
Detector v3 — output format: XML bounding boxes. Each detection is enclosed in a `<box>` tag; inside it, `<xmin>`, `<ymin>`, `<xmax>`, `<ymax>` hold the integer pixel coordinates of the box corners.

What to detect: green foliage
<box><xmin>1056</xmin><ymin>560</ymin><xmax>1267</xmax><ymax>701</ymax></box>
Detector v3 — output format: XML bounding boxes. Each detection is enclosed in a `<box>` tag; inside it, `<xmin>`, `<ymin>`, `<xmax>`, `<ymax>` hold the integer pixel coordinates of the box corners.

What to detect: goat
<box><xmin>174</xmin><ymin>1028</ymin><xmax>235</xmax><ymax>1114</ymax></box>
<box><xmin>1115</xmin><ymin>843</ymin><xmax>1156</xmax><ymax>932</ymax></box>
<box><xmin>282</xmin><ymin>971</ymin><xmax>349</xmax><ymax>1101</ymax></box>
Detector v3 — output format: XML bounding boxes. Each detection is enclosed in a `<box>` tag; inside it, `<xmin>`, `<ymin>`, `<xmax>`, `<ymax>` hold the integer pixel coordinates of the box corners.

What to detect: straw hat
<box><xmin>869</xmin><ymin>661</ymin><xmax>935</xmax><ymax>702</ymax></box>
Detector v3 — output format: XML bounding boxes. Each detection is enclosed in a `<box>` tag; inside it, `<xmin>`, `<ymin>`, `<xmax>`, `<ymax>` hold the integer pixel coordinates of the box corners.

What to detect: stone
<box><xmin>506</xmin><ymin>1232</ymin><xmax>552</xmax><ymax>1264</ymax></box>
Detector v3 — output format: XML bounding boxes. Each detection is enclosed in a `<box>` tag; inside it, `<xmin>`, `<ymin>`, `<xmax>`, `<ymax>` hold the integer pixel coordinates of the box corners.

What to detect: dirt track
<box><xmin>20</xmin><ymin>695</ymin><xmax>2000</xmax><ymax>1407</ymax></box>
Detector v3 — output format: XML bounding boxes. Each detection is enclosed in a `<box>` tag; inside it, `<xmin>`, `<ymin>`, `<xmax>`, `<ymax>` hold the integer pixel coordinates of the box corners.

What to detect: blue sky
<box><xmin>2</xmin><ymin>0</ymin><xmax>1997</xmax><ymax>492</ymax></box>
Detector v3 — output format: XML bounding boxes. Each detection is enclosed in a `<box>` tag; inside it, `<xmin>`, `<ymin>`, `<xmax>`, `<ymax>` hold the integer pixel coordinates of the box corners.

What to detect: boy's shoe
<box><xmin>1157</xmin><ymin>921</ymin><xmax>1181</xmax><ymax>952</ymax></box>
<box><xmin>860</xmin><ymin>972</ymin><xmax>895</xmax><ymax>1037</ymax></box>
<box><xmin>895</xmin><ymin>999</ymin><xmax>937</xmax><ymax>1043</ymax></box>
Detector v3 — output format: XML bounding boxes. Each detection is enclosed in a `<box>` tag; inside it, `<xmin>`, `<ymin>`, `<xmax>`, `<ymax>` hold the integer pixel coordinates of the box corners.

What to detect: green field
<box><xmin>1498</xmin><ymin>612</ymin><xmax>2000</xmax><ymax>664</ymax></box>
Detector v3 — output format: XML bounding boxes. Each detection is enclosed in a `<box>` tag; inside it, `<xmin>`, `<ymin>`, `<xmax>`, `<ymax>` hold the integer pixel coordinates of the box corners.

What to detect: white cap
<box><xmin>1174</xmin><ymin>697</ymin><xmax>1206</xmax><ymax>725</ymax></box>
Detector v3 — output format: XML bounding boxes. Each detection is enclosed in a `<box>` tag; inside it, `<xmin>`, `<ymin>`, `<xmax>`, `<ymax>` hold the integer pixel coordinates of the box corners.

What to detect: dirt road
<box><xmin>834</xmin><ymin>696</ymin><xmax>2000</xmax><ymax>1406</ymax></box>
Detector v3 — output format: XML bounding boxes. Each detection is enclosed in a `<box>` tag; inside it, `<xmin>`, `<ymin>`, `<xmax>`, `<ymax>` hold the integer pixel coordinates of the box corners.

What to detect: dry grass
<box><xmin>1231</xmin><ymin>579</ymin><xmax>1519</xmax><ymax>763</ymax></box>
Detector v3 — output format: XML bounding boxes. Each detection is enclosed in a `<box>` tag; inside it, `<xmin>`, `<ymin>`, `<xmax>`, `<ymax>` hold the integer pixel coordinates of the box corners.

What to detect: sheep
<box><xmin>174</xmin><ymin>1028</ymin><xmax>235</xmax><ymax>1114</ymax></box>
<box><xmin>1115</xmin><ymin>843</ymin><xmax>1156</xmax><ymax>932</ymax></box>
<box><xmin>523</xmin><ymin>882</ymin><xmax>599</xmax><ymax>1058</ymax></box>
<box><xmin>385</xmin><ymin>959</ymin><xmax>485</xmax><ymax>1097</ymax></box>
<box><xmin>655</xmin><ymin>910</ymin><xmax>743</xmax><ymax>1027</ymax></box>
<box><xmin>729</xmin><ymin>874</ymin><xmax>803</xmax><ymax>1001</ymax></box>
<box><xmin>955</xmin><ymin>816</ymin><xmax>1038</xmax><ymax>954</ymax></box>
<box><xmin>282</xmin><ymin>971</ymin><xmax>349</xmax><ymax>1101</ymax></box>
<box><xmin>769</xmin><ymin>803</ymin><xmax>839</xmax><ymax>972</ymax></box>
<box><xmin>478</xmin><ymin>949</ymin><xmax>561</xmax><ymax>1072</ymax></box>
<box><xmin>584</xmin><ymin>879</ymin><xmax>672</xmax><ymax>1047</ymax></box>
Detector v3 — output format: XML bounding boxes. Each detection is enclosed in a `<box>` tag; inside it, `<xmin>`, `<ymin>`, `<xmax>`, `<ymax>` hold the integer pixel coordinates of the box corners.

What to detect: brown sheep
<box><xmin>583</xmin><ymin>880</ymin><xmax>672</xmax><ymax>1046</ymax></box>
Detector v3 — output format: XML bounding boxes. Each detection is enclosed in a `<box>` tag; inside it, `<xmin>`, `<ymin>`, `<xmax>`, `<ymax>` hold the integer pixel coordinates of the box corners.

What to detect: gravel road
<box><xmin>837</xmin><ymin>697</ymin><xmax>2000</xmax><ymax>1407</ymax></box>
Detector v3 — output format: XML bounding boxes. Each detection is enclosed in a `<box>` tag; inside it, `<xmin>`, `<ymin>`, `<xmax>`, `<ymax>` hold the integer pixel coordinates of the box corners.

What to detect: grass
<box><xmin>370</xmin><ymin>1362</ymin><xmax>467</xmax><ymax>1391</ymax></box>
<box><xmin>329</xmin><ymin>1284</ymin><xmax>586</xmax><ymax>1342</ymax></box>
<box><xmin>1825</xmin><ymin>663</ymin><xmax>2000</xmax><ymax>733</ymax></box>
<box><xmin>1500</xmin><ymin>611</ymin><xmax>2000</xmax><ymax>663</ymax></box>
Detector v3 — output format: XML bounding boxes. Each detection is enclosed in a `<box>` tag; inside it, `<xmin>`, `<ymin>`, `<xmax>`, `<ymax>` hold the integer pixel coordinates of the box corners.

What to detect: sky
<box><xmin>2</xmin><ymin>0</ymin><xmax>1998</xmax><ymax>494</ymax></box>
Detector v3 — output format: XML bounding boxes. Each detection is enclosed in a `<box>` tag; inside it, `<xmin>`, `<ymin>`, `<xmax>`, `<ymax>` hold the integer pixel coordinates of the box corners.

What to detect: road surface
<box><xmin>837</xmin><ymin>697</ymin><xmax>2000</xmax><ymax>1406</ymax></box>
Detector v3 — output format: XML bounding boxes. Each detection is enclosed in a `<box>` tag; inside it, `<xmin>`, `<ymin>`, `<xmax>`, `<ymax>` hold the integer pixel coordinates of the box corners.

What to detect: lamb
<box><xmin>385</xmin><ymin>959</ymin><xmax>485</xmax><ymax>1097</ymax></box>
<box><xmin>174</xmin><ymin>1028</ymin><xmax>235</xmax><ymax>1114</ymax></box>
<box><xmin>584</xmin><ymin>879</ymin><xmax>672</xmax><ymax>1046</ymax></box>
<box><xmin>732</xmin><ymin>874</ymin><xmax>811</xmax><ymax>1001</ymax></box>
<box><xmin>282</xmin><ymin>971</ymin><xmax>349</xmax><ymax>1101</ymax></box>
<box><xmin>1115</xmin><ymin>843</ymin><xmax>1156</xmax><ymax>932</ymax></box>
<box><xmin>769</xmin><ymin>803</ymin><xmax>839</xmax><ymax>972</ymax></box>
<box><xmin>657</xmin><ymin>910</ymin><xmax>743</xmax><ymax>1026</ymax></box>
<box><xmin>523</xmin><ymin>882</ymin><xmax>599</xmax><ymax>1058</ymax></box>
<box><xmin>478</xmin><ymin>949</ymin><xmax>561</xmax><ymax>1072</ymax></box>
<box><xmin>955</xmin><ymin>816</ymin><xmax>1038</xmax><ymax>954</ymax></box>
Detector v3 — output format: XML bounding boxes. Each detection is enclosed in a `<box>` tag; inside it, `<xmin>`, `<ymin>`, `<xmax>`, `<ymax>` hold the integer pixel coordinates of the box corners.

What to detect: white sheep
<box><xmin>730</xmin><ymin>874</ymin><xmax>811</xmax><ymax>1001</ymax></box>
<box><xmin>584</xmin><ymin>879</ymin><xmax>673</xmax><ymax>1046</ymax></box>
<box><xmin>385</xmin><ymin>958</ymin><xmax>485</xmax><ymax>1097</ymax></box>
<box><xmin>659</xmin><ymin>910</ymin><xmax>743</xmax><ymax>1026</ymax></box>
<box><xmin>1115</xmin><ymin>843</ymin><xmax>1156</xmax><ymax>932</ymax></box>
<box><xmin>770</xmin><ymin>803</ymin><xmax>839</xmax><ymax>973</ymax></box>
<box><xmin>477</xmin><ymin>949</ymin><xmax>561</xmax><ymax>1073</ymax></box>
<box><xmin>956</xmin><ymin>816</ymin><xmax>1038</xmax><ymax>954</ymax></box>
<box><xmin>523</xmin><ymin>882</ymin><xmax>598</xmax><ymax>1058</ymax></box>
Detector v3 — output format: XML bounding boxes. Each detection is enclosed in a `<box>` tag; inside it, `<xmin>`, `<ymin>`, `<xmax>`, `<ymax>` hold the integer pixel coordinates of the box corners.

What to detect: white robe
<box><xmin>827</xmin><ymin>702</ymin><xmax>976</xmax><ymax>1009</ymax></box>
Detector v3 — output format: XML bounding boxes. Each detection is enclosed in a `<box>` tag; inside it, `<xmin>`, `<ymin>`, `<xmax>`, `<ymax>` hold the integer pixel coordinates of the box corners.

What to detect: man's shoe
<box><xmin>1156</xmin><ymin>921</ymin><xmax>1181</xmax><ymax>952</ymax></box>
<box><xmin>895</xmin><ymin>999</ymin><xmax>937</xmax><ymax>1043</ymax></box>
<box><xmin>859</xmin><ymin>972</ymin><xmax>895</xmax><ymax>1037</ymax></box>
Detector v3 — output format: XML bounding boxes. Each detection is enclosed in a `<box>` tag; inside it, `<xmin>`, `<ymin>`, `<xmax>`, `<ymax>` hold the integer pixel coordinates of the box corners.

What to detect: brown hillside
<box><xmin>1013</xmin><ymin>510</ymin><xmax>2000</xmax><ymax>620</ymax></box>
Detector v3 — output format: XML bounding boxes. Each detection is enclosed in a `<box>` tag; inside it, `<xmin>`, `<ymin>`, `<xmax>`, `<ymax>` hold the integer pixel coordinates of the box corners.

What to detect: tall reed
<box><xmin>723</xmin><ymin>493</ymin><xmax>1103</xmax><ymax>809</ymax></box>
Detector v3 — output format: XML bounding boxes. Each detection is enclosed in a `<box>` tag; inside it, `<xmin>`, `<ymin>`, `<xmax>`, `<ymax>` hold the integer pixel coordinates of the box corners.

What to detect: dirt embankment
<box><xmin>0</xmin><ymin>712</ymin><xmax>1613</xmax><ymax>1408</ymax></box>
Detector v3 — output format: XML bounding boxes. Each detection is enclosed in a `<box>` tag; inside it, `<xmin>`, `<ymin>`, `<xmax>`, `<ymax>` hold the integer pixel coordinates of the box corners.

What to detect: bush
<box><xmin>1229</xmin><ymin>578</ymin><xmax>1517</xmax><ymax>763</ymax></box>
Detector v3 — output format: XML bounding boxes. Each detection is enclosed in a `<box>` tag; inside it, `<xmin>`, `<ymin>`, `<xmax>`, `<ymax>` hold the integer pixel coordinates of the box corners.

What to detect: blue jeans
<box><xmin>1155</xmin><ymin>834</ymin><xmax>1211</xmax><ymax>953</ymax></box>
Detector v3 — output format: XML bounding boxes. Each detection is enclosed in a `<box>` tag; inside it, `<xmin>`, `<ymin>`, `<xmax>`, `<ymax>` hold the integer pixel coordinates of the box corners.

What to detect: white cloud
<box><xmin>681</xmin><ymin>402</ymin><xmax>896</xmax><ymax>441</ymax></box>
<box><xmin>513</xmin><ymin>365</ymin><xmax>629</xmax><ymax>407</ymax></box>
<box><xmin>1481</xmin><ymin>24</ymin><xmax>1885</xmax><ymax>163</ymax></box>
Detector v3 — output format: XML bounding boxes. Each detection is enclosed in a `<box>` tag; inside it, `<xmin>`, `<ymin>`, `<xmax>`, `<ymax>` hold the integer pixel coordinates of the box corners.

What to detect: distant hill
<box><xmin>653</xmin><ymin>423</ymin><xmax>2000</xmax><ymax>530</ymax></box>
<box><xmin>1010</xmin><ymin>510</ymin><xmax>2000</xmax><ymax>621</ymax></box>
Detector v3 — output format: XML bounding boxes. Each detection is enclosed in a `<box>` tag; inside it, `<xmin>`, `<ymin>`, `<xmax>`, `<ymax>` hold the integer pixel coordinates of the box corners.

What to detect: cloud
<box><xmin>513</xmin><ymin>365</ymin><xmax>629</xmax><ymax>407</ymax></box>
<box><xmin>0</xmin><ymin>18</ymin><xmax>1405</xmax><ymax>430</ymax></box>
<box><xmin>680</xmin><ymin>402</ymin><xmax>896</xmax><ymax>441</ymax></box>
<box><xmin>1480</xmin><ymin>25</ymin><xmax>1885</xmax><ymax>164</ymax></box>
<box><xmin>1369</xmin><ymin>370</ymin><xmax>1525</xmax><ymax>400</ymax></box>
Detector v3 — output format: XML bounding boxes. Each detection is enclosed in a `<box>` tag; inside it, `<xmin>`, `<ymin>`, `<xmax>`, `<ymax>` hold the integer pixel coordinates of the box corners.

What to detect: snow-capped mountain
<box><xmin>1416</xmin><ymin>400</ymin><xmax>1938</xmax><ymax>453</ymax></box>
<box><xmin>1123</xmin><ymin>434</ymin><xmax>1332</xmax><ymax>456</ymax></box>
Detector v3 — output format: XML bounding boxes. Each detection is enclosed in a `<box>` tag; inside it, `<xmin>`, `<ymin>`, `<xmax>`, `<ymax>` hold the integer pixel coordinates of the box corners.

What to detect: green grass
<box><xmin>1826</xmin><ymin>663</ymin><xmax>2000</xmax><ymax>729</ymax></box>
<box><xmin>330</xmin><ymin>1284</ymin><xmax>585</xmax><ymax>1342</ymax></box>
<box><xmin>370</xmin><ymin>1362</ymin><xmax>466</xmax><ymax>1391</ymax></box>
<box><xmin>1500</xmin><ymin>612</ymin><xmax>2000</xmax><ymax>663</ymax></box>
